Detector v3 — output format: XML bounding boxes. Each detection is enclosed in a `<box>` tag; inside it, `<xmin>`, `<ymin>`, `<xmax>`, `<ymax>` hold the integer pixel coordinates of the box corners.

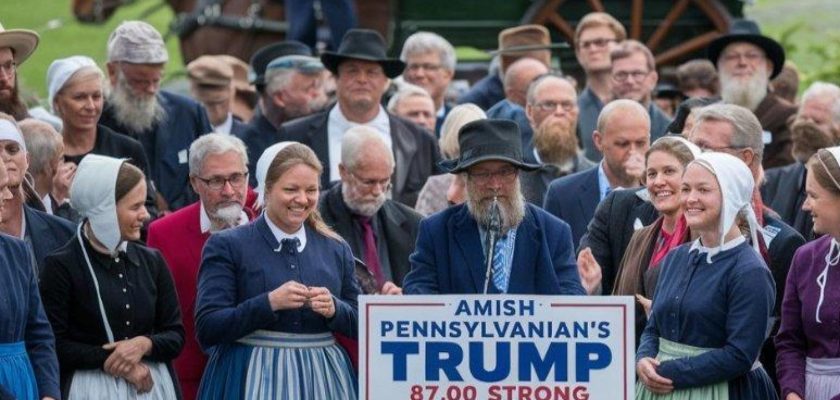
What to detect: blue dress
<box><xmin>0</xmin><ymin>234</ymin><xmax>60</xmax><ymax>399</ymax></box>
<box><xmin>195</xmin><ymin>216</ymin><xmax>360</xmax><ymax>400</ymax></box>
<box><xmin>637</xmin><ymin>240</ymin><xmax>778</xmax><ymax>399</ymax></box>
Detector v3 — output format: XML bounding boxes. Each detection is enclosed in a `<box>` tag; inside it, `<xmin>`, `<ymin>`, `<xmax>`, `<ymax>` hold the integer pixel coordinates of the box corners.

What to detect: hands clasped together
<box><xmin>102</xmin><ymin>336</ymin><xmax>154</xmax><ymax>393</ymax></box>
<box><xmin>269</xmin><ymin>281</ymin><xmax>337</xmax><ymax>317</ymax></box>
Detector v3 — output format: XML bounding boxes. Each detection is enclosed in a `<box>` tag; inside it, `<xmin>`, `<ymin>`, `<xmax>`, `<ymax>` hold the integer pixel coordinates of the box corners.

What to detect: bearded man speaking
<box><xmin>403</xmin><ymin>119</ymin><xmax>585</xmax><ymax>295</ymax></box>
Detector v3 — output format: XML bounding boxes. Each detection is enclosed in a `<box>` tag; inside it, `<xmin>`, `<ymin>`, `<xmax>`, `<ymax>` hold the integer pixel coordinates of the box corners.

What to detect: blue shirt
<box><xmin>478</xmin><ymin>225</ymin><xmax>519</xmax><ymax>293</ymax></box>
<box><xmin>597</xmin><ymin>161</ymin><xmax>612</xmax><ymax>201</ymax></box>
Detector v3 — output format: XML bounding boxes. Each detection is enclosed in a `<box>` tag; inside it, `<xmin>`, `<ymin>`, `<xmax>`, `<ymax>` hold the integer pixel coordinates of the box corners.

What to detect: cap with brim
<box><xmin>266</xmin><ymin>55</ymin><xmax>324</xmax><ymax>74</ymax></box>
<box><xmin>321</xmin><ymin>29</ymin><xmax>405</xmax><ymax>79</ymax></box>
<box><xmin>707</xmin><ymin>19</ymin><xmax>785</xmax><ymax>79</ymax></box>
<box><xmin>187</xmin><ymin>55</ymin><xmax>234</xmax><ymax>87</ymax></box>
<box><xmin>249</xmin><ymin>40</ymin><xmax>312</xmax><ymax>87</ymax></box>
<box><xmin>217</xmin><ymin>55</ymin><xmax>255</xmax><ymax>94</ymax></box>
<box><xmin>488</xmin><ymin>43</ymin><xmax>568</xmax><ymax>55</ymax></box>
<box><xmin>440</xmin><ymin>119</ymin><xmax>541</xmax><ymax>173</ymax></box>
<box><xmin>0</xmin><ymin>23</ymin><xmax>39</xmax><ymax>65</ymax></box>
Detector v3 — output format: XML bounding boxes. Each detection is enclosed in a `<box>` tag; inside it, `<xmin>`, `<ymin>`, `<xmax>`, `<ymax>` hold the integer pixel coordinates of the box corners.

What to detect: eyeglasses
<box><xmin>533</xmin><ymin>100</ymin><xmax>577</xmax><ymax>113</ymax></box>
<box><xmin>351</xmin><ymin>171</ymin><xmax>392</xmax><ymax>191</ymax></box>
<box><xmin>406</xmin><ymin>63</ymin><xmax>444</xmax><ymax>72</ymax></box>
<box><xmin>612</xmin><ymin>70</ymin><xmax>650</xmax><ymax>82</ymax></box>
<box><xmin>467</xmin><ymin>167</ymin><xmax>518</xmax><ymax>184</ymax></box>
<box><xmin>720</xmin><ymin>51</ymin><xmax>766</xmax><ymax>64</ymax></box>
<box><xmin>195</xmin><ymin>172</ymin><xmax>249</xmax><ymax>190</ymax></box>
<box><xmin>578</xmin><ymin>38</ymin><xmax>617</xmax><ymax>50</ymax></box>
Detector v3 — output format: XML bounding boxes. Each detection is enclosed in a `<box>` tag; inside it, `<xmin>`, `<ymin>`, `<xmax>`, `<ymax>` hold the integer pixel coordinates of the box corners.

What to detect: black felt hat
<box><xmin>707</xmin><ymin>19</ymin><xmax>785</xmax><ymax>79</ymax></box>
<box><xmin>249</xmin><ymin>40</ymin><xmax>312</xmax><ymax>89</ymax></box>
<box><xmin>440</xmin><ymin>119</ymin><xmax>541</xmax><ymax>173</ymax></box>
<box><xmin>320</xmin><ymin>29</ymin><xmax>405</xmax><ymax>78</ymax></box>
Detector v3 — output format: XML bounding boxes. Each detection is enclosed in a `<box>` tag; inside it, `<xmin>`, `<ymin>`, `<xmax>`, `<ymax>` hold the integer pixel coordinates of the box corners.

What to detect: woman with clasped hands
<box><xmin>195</xmin><ymin>143</ymin><xmax>360</xmax><ymax>400</ymax></box>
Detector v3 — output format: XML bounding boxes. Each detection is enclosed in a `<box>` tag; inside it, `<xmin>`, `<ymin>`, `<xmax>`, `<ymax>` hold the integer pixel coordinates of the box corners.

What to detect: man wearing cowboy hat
<box><xmin>403</xmin><ymin>119</ymin><xmax>585</xmax><ymax>295</ymax></box>
<box><xmin>282</xmin><ymin>29</ymin><xmax>441</xmax><ymax>207</ymax></box>
<box><xmin>458</xmin><ymin>24</ymin><xmax>565</xmax><ymax>111</ymax></box>
<box><xmin>708</xmin><ymin>18</ymin><xmax>798</xmax><ymax>169</ymax></box>
<box><xmin>0</xmin><ymin>22</ymin><xmax>39</xmax><ymax>121</ymax></box>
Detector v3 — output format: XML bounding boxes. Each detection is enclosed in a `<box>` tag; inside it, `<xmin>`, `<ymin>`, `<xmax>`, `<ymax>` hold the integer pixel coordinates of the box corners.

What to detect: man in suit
<box><xmin>0</xmin><ymin>115</ymin><xmax>74</xmax><ymax>273</ymax></box>
<box><xmin>282</xmin><ymin>29</ymin><xmax>441</xmax><ymax>207</ymax></box>
<box><xmin>186</xmin><ymin>56</ymin><xmax>247</xmax><ymax>137</ymax></box>
<box><xmin>543</xmin><ymin>99</ymin><xmax>650</xmax><ymax>248</ymax></box>
<box><xmin>609</xmin><ymin>40</ymin><xmax>671</xmax><ymax>141</ymax></box>
<box><xmin>319</xmin><ymin>126</ymin><xmax>422</xmax><ymax>293</ymax></box>
<box><xmin>399</xmin><ymin>31</ymin><xmax>456</xmax><ymax>136</ymax></box>
<box><xmin>520</xmin><ymin>75</ymin><xmax>595</xmax><ymax>205</ymax></box>
<box><xmin>99</xmin><ymin>21</ymin><xmax>213</xmax><ymax>212</ymax></box>
<box><xmin>147</xmin><ymin>133</ymin><xmax>253</xmax><ymax>400</ymax></box>
<box><xmin>403</xmin><ymin>119</ymin><xmax>585</xmax><ymax>295</ymax></box>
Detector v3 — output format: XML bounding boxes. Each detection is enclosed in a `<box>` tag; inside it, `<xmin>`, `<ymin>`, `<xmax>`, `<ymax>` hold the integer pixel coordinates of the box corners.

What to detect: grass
<box><xmin>4</xmin><ymin>0</ymin><xmax>839</xmax><ymax>101</ymax></box>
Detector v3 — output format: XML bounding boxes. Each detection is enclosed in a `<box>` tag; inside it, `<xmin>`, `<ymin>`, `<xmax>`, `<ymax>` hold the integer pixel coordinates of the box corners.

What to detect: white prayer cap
<box><xmin>46</xmin><ymin>55</ymin><xmax>100</xmax><ymax>110</ymax></box>
<box><xmin>255</xmin><ymin>141</ymin><xmax>294</xmax><ymax>209</ymax></box>
<box><xmin>690</xmin><ymin>152</ymin><xmax>761</xmax><ymax>262</ymax></box>
<box><xmin>107</xmin><ymin>21</ymin><xmax>168</xmax><ymax>64</ymax></box>
<box><xmin>0</xmin><ymin>118</ymin><xmax>26</xmax><ymax>153</ymax></box>
<box><xmin>70</xmin><ymin>154</ymin><xmax>127</xmax><ymax>253</ymax></box>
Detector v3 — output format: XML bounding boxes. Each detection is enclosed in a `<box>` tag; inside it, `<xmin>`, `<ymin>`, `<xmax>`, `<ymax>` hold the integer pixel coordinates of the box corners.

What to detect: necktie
<box><xmin>281</xmin><ymin>237</ymin><xmax>300</xmax><ymax>255</ymax></box>
<box><xmin>492</xmin><ymin>233</ymin><xmax>508</xmax><ymax>293</ymax></box>
<box><xmin>357</xmin><ymin>216</ymin><xmax>385</xmax><ymax>287</ymax></box>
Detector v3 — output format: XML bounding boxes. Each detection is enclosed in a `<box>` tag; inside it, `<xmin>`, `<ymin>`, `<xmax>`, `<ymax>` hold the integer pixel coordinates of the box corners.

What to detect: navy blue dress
<box><xmin>637</xmin><ymin>240</ymin><xmax>778</xmax><ymax>398</ymax></box>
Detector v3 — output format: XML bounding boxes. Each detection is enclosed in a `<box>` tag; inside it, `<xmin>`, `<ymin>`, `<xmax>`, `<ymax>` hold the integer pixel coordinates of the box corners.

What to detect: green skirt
<box><xmin>636</xmin><ymin>339</ymin><xmax>729</xmax><ymax>400</ymax></box>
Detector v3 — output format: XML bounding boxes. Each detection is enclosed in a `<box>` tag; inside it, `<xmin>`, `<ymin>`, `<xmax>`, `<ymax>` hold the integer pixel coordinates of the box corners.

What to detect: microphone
<box><xmin>483</xmin><ymin>196</ymin><xmax>503</xmax><ymax>294</ymax></box>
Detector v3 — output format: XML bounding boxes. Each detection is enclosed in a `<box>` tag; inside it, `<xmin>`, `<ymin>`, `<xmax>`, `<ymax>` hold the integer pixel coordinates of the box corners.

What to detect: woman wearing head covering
<box><xmin>604</xmin><ymin>136</ymin><xmax>701</xmax><ymax>343</ymax></box>
<box><xmin>775</xmin><ymin>147</ymin><xmax>840</xmax><ymax>400</ymax></box>
<box><xmin>0</xmin><ymin>157</ymin><xmax>60</xmax><ymax>400</ymax></box>
<box><xmin>46</xmin><ymin>56</ymin><xmax>158</xmax><ymax>219</ymax></box>
<box><xmin>252</xmin><ymin>141</ymin><xmax>294</xmax><ymax>213</ymax></box>
<box><xmin>195</xmin><ymin>143</ymin><xmax>360</xmax><ymax>400</ymax></box>
<box><xmin>38</xmin><ymin>154</ymin><xmax>184</xmax><ymax>399</ymax></box>
<box><xmin>636</xmin><ymin>152</ymin><xmax>777</xmax><ymax>399</ymax></box>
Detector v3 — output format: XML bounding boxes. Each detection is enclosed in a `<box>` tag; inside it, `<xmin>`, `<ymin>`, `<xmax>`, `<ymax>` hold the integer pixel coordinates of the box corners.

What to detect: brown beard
<box><xmin>532</xmin><ymin>117</ymin><xmax>579</xmax><ymax>165</ymax></box>
<box><xmin>791</xmin><ymin>120</ymin><xmax>836</xmax><ymax>163</ymax></box>
<box><xmin>0</xmin><ymin>79</ymin><xmax>29</xmax><ymax>120</ymax></box>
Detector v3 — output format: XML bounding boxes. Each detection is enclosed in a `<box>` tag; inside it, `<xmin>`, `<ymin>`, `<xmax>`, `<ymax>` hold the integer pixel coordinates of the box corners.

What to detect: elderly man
<box><xmin>610</xmin><ymin>40</ymin><xmax>671</xmax><ymax>142</ymax></box>
<box><xmin>240</xmin><ymin>54</ymin><xmax>326</xmax><ymax>185</ymax></box>
<box><xmin>544</xmin><ymin>99</ymin><xmax>649</xmax><ymax>248</ymax></box>
<box><xmin>0</xmin><ymin>114</ymin><xmax>74</xmax><ymax>273</ymax></box>
<box><xmin>187</xmin><ymin>55</ymin><xmax>247</xmax><ymax>136</ymax></box>
<box><xmin>400</xmin><ymin>31</ymin><xmax>456</xmax><ymax>135</ymax></box>
<box><xmin>707</xmin><ymin>19</ymin><xmax>797</xmax><ymax>169</ymax></box>
<box><xmin>282</xmin><ymin>29</ymin><xmax>441</xmax><ymax>207</ymax></box>
<box><xmin>403</xmin><ymin>119</ymin><xmax>584</xmax><ymax>295</ymax></box>
<box><xmin>147</xmin><ymin>133</ymin><xmax>253</xmax><ymax>400</ymax></box>
<box><xmin>574</xmin><ymin>12</ymin><xmax>627</xmax><ymax>161</ymax></box>
<box><xmin>98</xmin><ymin>21</ymin><xmax>212</xmax><ymax>213</ymax></box>
<box><xmin>0</xmin><ymin>23</ymin><xmax>38</xmax><ymax>121</ymax></box>
<box><xmin>386</xmin><ymin>84</ymin><xmax>436</xmax><ymax>133</ymax></box>
<box><xmin>319</xmin><ymin>126</ymin><xmax>422</xmax><ymax>294</ymax></box>
<box><xmin>761</xmin><ymin>81</ymin><xmax>840</xmax><ymax>238</ymax></box>
<box><xmin>520</xmin><ymin>75</ymin><xmax>595</xmax><ymax>205</ymax></box>
<box><xmin>486</xmin><ymin>58</ymin><xmax>549</xmax><ymax>151</ymax></box>
<box><xmin>17</xmin><ymin>119</ymin><xmax>79</xmax><ymax>222</ymax></box>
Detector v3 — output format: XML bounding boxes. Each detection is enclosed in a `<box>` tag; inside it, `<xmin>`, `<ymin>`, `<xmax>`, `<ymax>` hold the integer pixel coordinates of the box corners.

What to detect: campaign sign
<box><xmin>359</xmin><ymin>295</ymin><xmax>634</xmax><ymax>400</ymax></box>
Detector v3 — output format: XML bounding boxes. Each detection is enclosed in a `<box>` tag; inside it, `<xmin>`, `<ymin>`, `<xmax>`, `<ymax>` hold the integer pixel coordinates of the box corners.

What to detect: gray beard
<box><xmin>466</xmin><ymin>179</ymin><xmax>526</xmax><ymax>233</ymax></box>
<box><xmin>209</xmin><ymin>203</ymin><xmax>243</xmax><ymax>231</ymax></box>
<box><xmin>342</xmin><ymin>184</ymin><xmax>386</xmax><ymax>217</ymax></box>
<box><xmin>720</xmin><ymin>69</ymin><xmax>768</xmax><ymax>111</ymax></box>
<box><xmin>109</xmin><ymin>79</ymin><xmax>166</xmax><ymax>133</ymax></box>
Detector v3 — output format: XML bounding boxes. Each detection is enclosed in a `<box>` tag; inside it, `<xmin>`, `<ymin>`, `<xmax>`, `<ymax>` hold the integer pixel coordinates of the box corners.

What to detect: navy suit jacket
<box><xmin>403</xmin><ymin>203</ymin><xmax>585</xmax><ymax>295</ymax></box>
<box><xmin>239</xmin><ymin>113</ymin><xmax>280</xmax><ymax>187</ymax></box>
<box><xmin>24</xmin><ymin>205</ymin><xmax>75</xmax><ymax>272</ymax></box>
<box><xmin>543</xmin><ymin>166</ymin><xmax>601</xmax><ymax>249</ymax></box>
<box><xmin>456</xmin><ymin>74</ymin><xmax>504</xmax><ymax>111</ymax></box>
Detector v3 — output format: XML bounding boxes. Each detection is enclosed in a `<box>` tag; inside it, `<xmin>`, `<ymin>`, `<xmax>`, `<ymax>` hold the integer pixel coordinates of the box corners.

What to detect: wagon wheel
<box><xmin>522</xmin><ymin>0</ymin><xmax>734</xmax><ymax>66</ymax></box>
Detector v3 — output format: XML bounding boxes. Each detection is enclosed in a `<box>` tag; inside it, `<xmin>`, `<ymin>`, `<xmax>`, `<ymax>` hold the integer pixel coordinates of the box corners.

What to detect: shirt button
<box><xmin>291</xmin><ymin>264</ymin><xmax>296</xmax><ymax>269</ymax></box>
<box><xmin>125</xmin><ymin>304</ymin><xmax>130</xmax><ymax>309</ymax></box>
<box><xmin>122</xmin><ymin>288</ymin><xmax>127</xmax><ymax>293</ymax></box>
<box><xmin>126</xmin><ymin>321</ymin><xmax>131</xmax><ymax>326</ymax></box>
<box><xmin>118</xmin><ymin>273</ymin><xmax>124</xmax><ymax>279</ymax></box>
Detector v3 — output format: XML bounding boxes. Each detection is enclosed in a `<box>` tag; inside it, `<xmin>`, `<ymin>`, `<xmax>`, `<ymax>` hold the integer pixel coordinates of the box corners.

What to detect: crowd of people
<box><xmin>0</xmin><ymin>7</ymin><xmax>839</xmax><ymax>400</ymax></box>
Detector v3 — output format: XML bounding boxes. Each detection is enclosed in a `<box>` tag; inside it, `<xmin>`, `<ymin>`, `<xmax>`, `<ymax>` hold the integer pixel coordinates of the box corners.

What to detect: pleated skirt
<box><xmin>67</xmin><ymin>361</ymin><xmax>177</xmax><ymax>400</ymax></box>
<box><xmin>805</xmin><ymin>357</ymin><xmax>840</xmax><ymax>400</ymax></box>
<box><xmin>197</xmin><ymin>330</ymin><xmax>357</xmax><ymax>400</ymax></box>
<box><xmin>0</xmin><ymin>342</ymin><xmax>37</xmax><ymax>400</ymax></box>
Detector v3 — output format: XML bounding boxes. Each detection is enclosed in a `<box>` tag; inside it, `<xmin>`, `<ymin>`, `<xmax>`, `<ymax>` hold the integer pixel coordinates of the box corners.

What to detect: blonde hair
<box><xmin>438</xmin><ymin>104</ymin><xmax>486</xmax><ymax>159</ymax></box>
<box><xmin>574</xmin><ymin>12</ymin><xmax>627</xmax><ymax>47</ymax></box>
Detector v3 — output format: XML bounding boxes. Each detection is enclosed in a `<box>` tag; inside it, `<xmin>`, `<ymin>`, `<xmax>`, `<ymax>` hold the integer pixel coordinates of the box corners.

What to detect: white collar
<box><xmin>199</xmin><ymin>201</ymin><xmax>249</xmax><ymax>234</ymax></box>
<box><xmin>213</xmin><ymin>113</ymin><xmax>234</xmax><ymax>135</ymax></box>
<box><xmin>329</xmin><ymin>103</ymin><xmax>389</xmax><ymax>129</ymax></box>
<box><xmin>264</xmin><ymin>215</ymin><xmax>307</xmax><ymax>252</ymax></box>
<box><xmin>689</xmin><ymin>235</ymin><xmax>746</xmax><ymax>259</ymax></box>
<box><xmin>42</xmin><ymin>194</ymin><xmax>53</xmax><ymax>215</ymax></box>
<box><xmin>437</xmin><ymin>104</ymin><xmax>446</xmax><ymax>118</ymax></box>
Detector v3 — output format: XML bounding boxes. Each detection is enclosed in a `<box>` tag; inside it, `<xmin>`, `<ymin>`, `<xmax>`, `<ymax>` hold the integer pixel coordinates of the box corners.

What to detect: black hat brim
<box><xmin>321</xmin><ymin>52</ymin><xmax>406</xmax><ymax>79</ymax></box>
<box><xmin>707</xmin><ymin>34</ymin><xmax>785</xmax><ymax>79</ymax></box>
<box><xmin>439</xmin><ymin>156</ymin><xmax>542</xmax><ymax>174</ymax></box>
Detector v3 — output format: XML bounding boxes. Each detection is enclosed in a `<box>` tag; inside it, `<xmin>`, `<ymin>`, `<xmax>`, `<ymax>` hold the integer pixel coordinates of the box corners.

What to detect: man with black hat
<box><xmin>282</xmin><ymin>29</ymin><xmax>441</xmax><ymax>207</ymax></box>
<box><xmin>708</xmin><ymin>19</ymin><xmax>798</xmax><ymax>169</ymax></box>
<box><xmin>403</xmin><ymin>119</ymin><xmax>585</xmax><ymax>295</ymax></box>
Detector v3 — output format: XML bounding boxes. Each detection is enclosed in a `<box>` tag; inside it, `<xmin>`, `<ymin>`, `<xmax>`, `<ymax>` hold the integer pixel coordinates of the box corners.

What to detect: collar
<box><xmin>213</xmin><ymin>113</ymin><xmax>234</xmax><ymax>135</ymax></box>
<box><xmin>689</xmin><ymin>235</ymin><xmax>746</xmax><ymax>259</ymax></box>
<box><xmin>264</xmin><ymin>215</ymin><xmax>307</xmax><ymax>252</ymax></box>
<box><xmin>437</xmin><ymin>104</ymin><xmax>446</xmax><ymax>118</ymax></box>
<box><xmin>533</xmin><ymin>148</ymin><xmax>575</xmax><ymax>173</ymax></box>
<box><xmin>597</xmin><ymin>161</ymin><xmax>614</xmax><ymax>200</ymax></box>
<box><xmin>329</xmin><ymin>103</ymin><xmax>390</xmax><ymax>133</ymax></box>
<box><xmin>199</xmin><ymin>201</ymin><xmax>249</xmax><ymax>234</ymax></box>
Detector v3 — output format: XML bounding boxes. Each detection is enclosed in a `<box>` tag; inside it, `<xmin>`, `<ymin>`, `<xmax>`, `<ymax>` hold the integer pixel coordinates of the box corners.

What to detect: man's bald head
<box><xmin>503</xmin><ymin>58</ymin><xmax>549</xmax><ymax>107</ymax></box>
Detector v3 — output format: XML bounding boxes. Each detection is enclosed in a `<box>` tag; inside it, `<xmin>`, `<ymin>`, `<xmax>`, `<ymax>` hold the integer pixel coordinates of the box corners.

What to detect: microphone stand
<box><xmin>483</xmin><ymin>196</ymin><xmax>503</xmax><ymax>294</ymax></box>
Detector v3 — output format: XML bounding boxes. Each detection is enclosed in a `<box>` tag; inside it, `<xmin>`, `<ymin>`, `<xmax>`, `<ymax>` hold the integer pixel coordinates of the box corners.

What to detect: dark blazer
<box><xmin>99</xmin><ymin>91</ymin><xmax>213</xmax><ymax>211</ymax></box>
<box><xmin>542</xmin><ymin>166</ymin><xmax>601</xmax><ymax>249</ymax></box>
<box><xmin>239</xmin><ymin>113</ymin><xmax>281</xmax><ymax>187</ymax></box>
<box><xmin>433</xmin><ymin>102</ymin><xmax>452</xmax><ymax>138</ymax></box>
<box><xmin>578</xmin><ymin>188</ymin><xmax>659</xmax><ymax>295</ymax></box>
<box><xmin>229</xmin><ymin>118</ymin><xmax>248</xmax><ymax>138</ymax></box>
<box><xmin>24</xmin><ymin>205</ymin><xmax>75</xmax><ymax>273</ymax></box>
<box><xmin>403</xmin><ymin>203</ymin><xmax>585</xmax><ymax>295</ymax></box>
<box><xmin>456</xmin><ymin>73</ymin><xmax>504</xmax><ymax>111</ymax></box>
<box><xmin>281</xmin><ymin>106</ymin><xmax>442</xmax><ymax>207</ymax></box>
<box><xmin>318</xmin><ymin>184</ymin><xmax>422</xmax><ymax>286</ymax></box>
<box><xmin>520</xmin><ymin>154</ymin><xmax>596</xmax><ymax>205</ymax></box>
<box><xmin>755</xmin><ymin>93</ymin><xmax>798</xmax><ymax>169</ymax></box>
<box><xmin>761</xmin><ymin>162</ymin><xmax>811</xmax><ymax>239</ymax></box>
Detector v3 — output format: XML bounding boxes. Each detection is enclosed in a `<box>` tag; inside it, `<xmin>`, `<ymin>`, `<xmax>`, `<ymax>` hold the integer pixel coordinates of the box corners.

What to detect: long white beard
<box><xmin>466</xmin><ymin>179</ymin><xmax>526</xmax><ymax>232</ymax></box>
<box><xmin>109</xmin><ymin>74</ymin><xmax>166</xmax><ymax>133</ymax></box>
<box><xmin>720</xmin><ymin>68</ymin><xmax>768</xmax><ymax>111</ymax></box>
<box><xmin>210</xmin><ymin>203</ymin><xmax>244</xmax><ymax>231</ymax></box>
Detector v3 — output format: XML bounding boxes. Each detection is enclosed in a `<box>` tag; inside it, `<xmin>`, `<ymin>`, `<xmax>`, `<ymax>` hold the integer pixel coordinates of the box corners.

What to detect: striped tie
<box><xmin>492</xmin><ymin>234</ymin><xmax>508</xmax><ymax>293</ymax></box>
